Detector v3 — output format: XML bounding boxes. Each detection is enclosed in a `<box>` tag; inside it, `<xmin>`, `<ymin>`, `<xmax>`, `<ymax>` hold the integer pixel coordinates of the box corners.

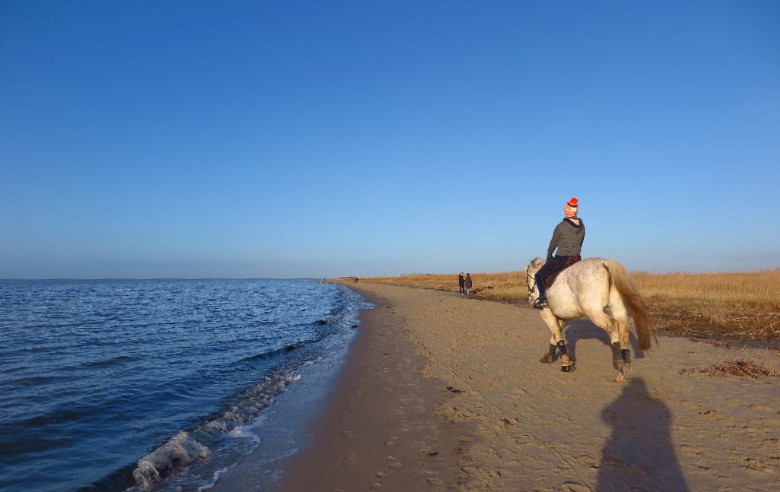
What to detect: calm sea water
<box><xmin>0</xmin><ymin>279</ymin><xmax>369</xmax><ymax>492</ymax></box>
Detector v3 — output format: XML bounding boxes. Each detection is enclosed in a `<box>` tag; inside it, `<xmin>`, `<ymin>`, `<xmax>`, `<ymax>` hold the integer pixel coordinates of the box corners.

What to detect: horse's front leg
<box><xmin>539</xmin><ymin>314</ymin><xmax>575</xmax><ymax>372</ymax></box>
<box><xmin>540</xmin><ymin>342</ymin><xmax>557</xmax><ymax>363</ymax></box>
<box><xmin>539</xmin><ymin>312</ymin><xmax>562</xmax><ymax>363</ymax></box>
<box><xmin>557</xmin><ymin>338</ymin><xmax>575</xmax><ymax>372</ymax></box>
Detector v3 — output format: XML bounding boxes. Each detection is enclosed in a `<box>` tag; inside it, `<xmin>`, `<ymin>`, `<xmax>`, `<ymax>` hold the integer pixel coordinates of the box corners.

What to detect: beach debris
<box><xmin>678</xmin><ymin>359</ymin><xmax>778</xmax><ymax>378</ymax></box>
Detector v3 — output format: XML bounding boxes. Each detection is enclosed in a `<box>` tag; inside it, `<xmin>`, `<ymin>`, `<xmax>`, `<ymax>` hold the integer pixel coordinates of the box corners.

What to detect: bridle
<box><xmin>525</xmin><ymin>266</ymin><xmax>537</xmax><ymax>295</ymax></box>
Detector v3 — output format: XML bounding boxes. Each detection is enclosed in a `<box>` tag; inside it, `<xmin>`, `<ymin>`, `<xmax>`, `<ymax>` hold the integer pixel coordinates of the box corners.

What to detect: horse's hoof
<box><xmin>615</xmin><ymin>372</ymin><xmax>627</xmax><ymax>383</ymax></box>
<box><xmin>540</xmin><ymin>344</ymin><xmax>557</xmax><ymax>363</ymax></box>
<box><xmin>561</xmin><ymin>363</ymin><xmax>576</xmax><ymax>373</ymax></box>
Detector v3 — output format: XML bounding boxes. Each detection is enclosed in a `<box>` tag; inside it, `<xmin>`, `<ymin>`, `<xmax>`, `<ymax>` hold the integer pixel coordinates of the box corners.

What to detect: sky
<box><xmin>1</xmin><ymin>1</ymin><xmax>779</xmax><ymax>279</ymax></box>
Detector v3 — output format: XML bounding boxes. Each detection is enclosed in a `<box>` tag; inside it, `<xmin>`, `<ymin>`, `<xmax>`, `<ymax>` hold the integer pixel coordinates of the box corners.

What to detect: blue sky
<box><xmin>1</xmin><ymin>1</ymin><xmax>778</xmax><ymax>278</ymax></box>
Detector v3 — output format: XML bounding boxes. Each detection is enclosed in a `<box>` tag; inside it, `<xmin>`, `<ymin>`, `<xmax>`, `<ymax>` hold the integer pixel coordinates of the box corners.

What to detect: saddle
<box><xmin>543</xmin><ymin>255</ymin><xmax>581</xmax><ymax>290</ymax></box>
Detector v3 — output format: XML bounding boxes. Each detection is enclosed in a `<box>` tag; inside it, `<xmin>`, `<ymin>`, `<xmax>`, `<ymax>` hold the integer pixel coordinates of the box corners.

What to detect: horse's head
<box><xmin>524</xmin><ymin>257</ymin><xmax>545</xmax><ymax>302</ymax></box>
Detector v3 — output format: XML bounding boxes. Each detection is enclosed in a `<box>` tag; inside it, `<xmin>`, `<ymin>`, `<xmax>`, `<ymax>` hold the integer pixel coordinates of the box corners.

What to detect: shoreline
<box><xmin>222</xmin><ymin>282</ymin><xmax>780</xmax><ymax>491</ymax></box>
<box><xmin>274</xmin><ymin>285</ymin><xmax>478</xmax><ymax>490</ymax></box>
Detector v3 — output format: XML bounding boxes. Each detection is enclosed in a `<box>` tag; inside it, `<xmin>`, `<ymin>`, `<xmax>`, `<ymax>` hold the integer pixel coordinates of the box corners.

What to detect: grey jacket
<box><xmin>547</xmin><ymin>218</ymin><xmax>585</xmax><ymax>259</ymax></box>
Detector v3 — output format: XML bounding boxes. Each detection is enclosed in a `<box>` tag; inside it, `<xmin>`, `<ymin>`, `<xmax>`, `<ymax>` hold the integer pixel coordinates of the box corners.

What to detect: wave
<box><xmin>239</xmin><ymin>316</ymin><xmax>343</xmax><ymax>364</ymax></box>
<box><xmin>84</xmin><ymin>354</ymin><xmax>133</xmax><ymax>368</ymax></box>
<box><xmin>33</xmin><ymin>281</ymin><xmax>374</xmax><ymax>492</ymax></box>
<box><xmin>125</xmin><ymin>370</ymin><xmax>303</xmax><ymax>491</ymax></box>
<box><xmin>130</xmin><ymin>432</ymin><xmax>209</xmax><ymax>490</ymax></box>
<box><xmin>240</xmin><ymin>343</ymin><xmax>303</xmax><ymax>363</ymax></box>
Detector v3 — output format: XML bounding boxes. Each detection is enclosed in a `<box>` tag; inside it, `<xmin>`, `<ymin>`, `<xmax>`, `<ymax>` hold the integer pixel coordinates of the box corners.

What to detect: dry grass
<box><xmin>345</xmin><ymin>268</ymin><xmax>780</xmax><ymax>345</ymax></box>
<box><xmin>633</xmin><ymin>270</ymin><xmax>780</xmax><ymax>343</ymax></box>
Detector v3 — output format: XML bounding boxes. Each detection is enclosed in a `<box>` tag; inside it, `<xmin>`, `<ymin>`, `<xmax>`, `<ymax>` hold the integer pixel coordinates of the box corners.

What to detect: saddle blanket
<box><xmin>543</xmin><ymin>255</ymin><xmax>581</xmax><ymax>289</ymax></box>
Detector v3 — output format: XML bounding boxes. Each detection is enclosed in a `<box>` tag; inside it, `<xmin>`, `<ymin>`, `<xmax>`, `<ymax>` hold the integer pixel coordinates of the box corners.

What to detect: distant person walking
<box><xmin>458</xmin><ymin>273</ymin><xmax>466</xmax><ymax>295</ymax></box>
<box><xmin>464</xmin><ymin>273</ymin><xmax>473</xmax><ymax>296</ymax></box>
<box><xmin>533</xmin><ymin>197</ymin><xmax>585</xmax><ymax>309</ymax></box>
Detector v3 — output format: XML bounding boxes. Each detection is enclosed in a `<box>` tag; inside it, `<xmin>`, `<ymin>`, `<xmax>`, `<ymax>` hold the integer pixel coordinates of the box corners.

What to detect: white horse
<box><xmin>525</xmin><ymin>257</ymin><xmax>652</xmax><ymax>381</ymax></box>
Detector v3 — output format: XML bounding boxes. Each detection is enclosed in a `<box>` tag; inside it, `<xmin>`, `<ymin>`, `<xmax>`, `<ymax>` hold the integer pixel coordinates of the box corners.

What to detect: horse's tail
<box><xmin>605</xmin><ymin>260</ymin><xmax>652</xmax><ymax>350</ymax></box>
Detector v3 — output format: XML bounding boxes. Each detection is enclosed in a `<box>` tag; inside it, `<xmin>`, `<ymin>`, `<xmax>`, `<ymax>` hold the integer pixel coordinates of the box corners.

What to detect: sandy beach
<box><xmin>239</xmin><ymin>282</ymin><xmax>778</xmax><ymax>491</ymax></box>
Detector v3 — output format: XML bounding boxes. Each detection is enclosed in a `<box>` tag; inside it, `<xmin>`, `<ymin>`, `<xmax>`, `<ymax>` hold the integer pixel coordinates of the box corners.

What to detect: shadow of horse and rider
<box><xmin>531</xmin><ymin>318</ymin><xmax>689</xmax><ymax>490</ymax></box>
<box><xmin>597</xmin><ymin>377</ymin><xmax>690</xmax><ymax>491</ymax></box>
<box><xmin>559</xmin><ymin>321</ymin><xmax>689</xmax><ymax>490</ymax></box>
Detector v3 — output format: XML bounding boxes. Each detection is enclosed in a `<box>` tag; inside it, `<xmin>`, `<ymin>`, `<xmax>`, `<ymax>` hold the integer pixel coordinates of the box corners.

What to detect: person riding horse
<box><xmin>533</xmin><ymin>197</ymin><xmax>585</xmax><ymax>309</ymax></box>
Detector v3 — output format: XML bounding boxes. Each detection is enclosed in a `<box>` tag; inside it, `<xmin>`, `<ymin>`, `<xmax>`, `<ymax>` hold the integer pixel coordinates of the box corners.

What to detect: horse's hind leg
<box><xmin>610</xmin><ymin>298</ymin><xmax>633</xmax><ymax>380</ymax></box>
<box><xmin>583</xmin><ymin>307</ymin><xmax>628</xmax><ymax>379</ymax></box>
<box><xmin>610</xmin><ymin>342</ymin><xmax>630</xmax><ymax>370</ymax></box>
<box><xmin>609</xmin><ymin>324</ymin><xmax>632</xmax><ymax>382</ymax></box>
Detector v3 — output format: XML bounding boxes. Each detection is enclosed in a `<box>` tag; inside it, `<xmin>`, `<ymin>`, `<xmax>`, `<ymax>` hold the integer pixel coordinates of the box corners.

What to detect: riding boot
<box><xmin>533</xmin><ymin>273</ymin><xmax>547</xmax><ymax>309</ymax></box>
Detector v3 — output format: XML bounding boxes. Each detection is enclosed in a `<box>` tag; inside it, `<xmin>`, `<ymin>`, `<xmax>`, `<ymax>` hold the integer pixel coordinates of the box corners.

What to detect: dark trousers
<box><xmin>534</xmin><ymin>255</ymin><xmax>572</xmax><ymax>300</ymax></box>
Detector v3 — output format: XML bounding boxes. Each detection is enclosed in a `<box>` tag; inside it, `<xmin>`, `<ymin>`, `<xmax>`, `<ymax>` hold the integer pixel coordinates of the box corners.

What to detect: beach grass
<box><xmin>345</xmin><ymin>268</ymin><xmax>780</xmax><ymax>344</ymax></box>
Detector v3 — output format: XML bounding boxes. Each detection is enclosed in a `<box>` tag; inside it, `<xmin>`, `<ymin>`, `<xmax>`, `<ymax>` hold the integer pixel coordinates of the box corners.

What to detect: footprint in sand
<box><xmin>386</xmin><ymin>455</ymin><xmax>402</xmax><ymax>469</ymax></box>
<box><xmin>342</xmin><ymin>453</ymin><xmax>357</xmax><ymax>467</ymax></box>
<box><xmin>559</xmin><ymin>481</ymin><xmax>593</xmax><ymax>492</ymax></box>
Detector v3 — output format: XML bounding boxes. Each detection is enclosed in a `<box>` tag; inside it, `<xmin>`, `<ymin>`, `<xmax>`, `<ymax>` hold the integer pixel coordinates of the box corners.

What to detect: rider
<box><xmin>533</xmin><ymin>197</ymin><xmax>585</xmax><ymax>309</ymax></box>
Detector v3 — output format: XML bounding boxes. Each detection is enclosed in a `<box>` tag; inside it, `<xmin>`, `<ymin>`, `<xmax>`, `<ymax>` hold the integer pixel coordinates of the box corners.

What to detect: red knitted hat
<box><xmin>564</xmin><ymin>197</ymin><xmax>578</xmax><ymax>217</ymax></box>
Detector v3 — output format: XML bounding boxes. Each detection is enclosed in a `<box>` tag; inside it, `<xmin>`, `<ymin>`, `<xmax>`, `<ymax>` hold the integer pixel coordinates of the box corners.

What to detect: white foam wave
<box><xmin>228</xmin><ymin>423</ymin><xmax>262</xmax><ymax>443</ymax></box>
<box><xmin>129</xmin><ymin>431</ymin><xmax>209</xmax><ymax>491</ymax></box>
<box><xmin>196</xmin><ymin>466</ymin><xmax>230</xmax><ymax>491</ymax></box>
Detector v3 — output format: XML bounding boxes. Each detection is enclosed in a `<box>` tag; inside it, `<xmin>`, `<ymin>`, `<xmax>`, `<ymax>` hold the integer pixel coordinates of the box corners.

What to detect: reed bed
<box><xmin>346</xmin><ymin>268</ymin><xmax>780</xmax><ymax>345</ymax></box>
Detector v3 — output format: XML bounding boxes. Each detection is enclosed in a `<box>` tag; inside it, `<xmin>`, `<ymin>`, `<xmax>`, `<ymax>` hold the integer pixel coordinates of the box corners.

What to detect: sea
<box><xmin>0</xmin><ymin>279</ymin><xmax>370</xmax><ymax>492</ymax></box>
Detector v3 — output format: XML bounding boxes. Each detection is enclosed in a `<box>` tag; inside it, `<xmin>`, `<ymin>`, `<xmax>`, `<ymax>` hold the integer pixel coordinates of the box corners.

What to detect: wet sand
<box><xmin>239</xmin><ymin>282</ymin><xmax>780</xmax><ymax>491</ymax></box>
